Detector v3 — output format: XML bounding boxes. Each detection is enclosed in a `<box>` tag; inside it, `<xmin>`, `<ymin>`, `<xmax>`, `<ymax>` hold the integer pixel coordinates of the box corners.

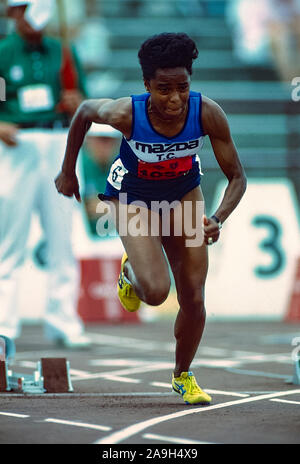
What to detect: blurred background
<box><xmin>0</xmin><ymin>0</ymin><xmax>299</xmax><ymax>327</ymax></box>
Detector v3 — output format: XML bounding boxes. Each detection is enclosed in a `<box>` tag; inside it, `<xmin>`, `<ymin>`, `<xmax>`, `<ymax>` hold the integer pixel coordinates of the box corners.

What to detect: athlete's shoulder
<box><xmin>201</xmin><ymin>95</ymin><xmax>230</xmax><ymax>138</ymax></box>
<box><xmin>100</xmin><ymin>97</ymin><xmax>132</xmax><ymax>137</ymax></box>
<box><xmin>202</xmin><ymin>95</ymin><xmax>225</xmax><ymax>114</ymax></box>
<box><xmin>110</xmin><ymin>97</ymin><xmax>132</xmax><ymax>118</ymax></box>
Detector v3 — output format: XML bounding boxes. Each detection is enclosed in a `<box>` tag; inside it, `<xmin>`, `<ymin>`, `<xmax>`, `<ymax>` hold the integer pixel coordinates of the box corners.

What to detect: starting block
<box><xmin>0</xmin><ymin>335</ymin><xmax>73</xmax><ymax>394</ymax></box>
<box><xmin>292</xmin><ymin>361</ymin><xmax>300</xmax><ymax>385</ymax></box>
<box><xmin>286</xmin><ymin>338</ymin><xmax>300</xmax><ymax>385</ymax></box>
<box><xmin>0</xmin><ymin>358</ymin><xmax>74</xmax><ymax>394</ymax></box>
<box><xmin>288</xmin><ymin>357</ymin><xmax>300</xmax><ymax>386</ymax></box>
<box><xmin>0</xmin><ymin>357</ymin><xmax>73</xmax><ymax>394</ymax></box>
<box><xmin>0</xmin><ymin>335</ymin><xmax>16</xmax><ymax>364</ymax></box>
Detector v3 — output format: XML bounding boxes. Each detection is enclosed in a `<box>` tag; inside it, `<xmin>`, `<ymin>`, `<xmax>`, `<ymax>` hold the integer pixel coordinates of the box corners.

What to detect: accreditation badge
<box><xmin>18</xmin><ymin>84</ymin><xmax>54</xmax><ymax>112</ymax></box>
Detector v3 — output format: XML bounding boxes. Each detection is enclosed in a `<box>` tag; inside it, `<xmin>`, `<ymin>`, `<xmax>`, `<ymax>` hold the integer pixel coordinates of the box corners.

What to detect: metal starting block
<box><xmin>0</xmin><ymin>358</ymin><xmax>73</xmax><ymax>394</ymax></box>
<box><xmin>0</xmin><ymin>336</ymin><xmax>73</xmax><ymax>394</ymax></box>
<box><xmin>290</xmin><ymin>357</ymin><xmax>300</xmax><ymax>385</ymax></box>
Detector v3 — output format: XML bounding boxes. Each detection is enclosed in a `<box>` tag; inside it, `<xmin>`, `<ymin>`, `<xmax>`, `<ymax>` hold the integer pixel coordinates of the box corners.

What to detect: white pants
<box><xmin>0</xmin><ymin>129</ymin><xmax>83</xmax><ymax>339</ymax></box>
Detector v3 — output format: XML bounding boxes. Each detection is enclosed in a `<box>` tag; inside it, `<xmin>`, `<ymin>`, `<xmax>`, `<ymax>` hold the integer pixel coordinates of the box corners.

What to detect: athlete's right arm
<box><xmin>55</xmin><ymin>97</ymin><xmax>132</xmax><ymax>201</ymax></box>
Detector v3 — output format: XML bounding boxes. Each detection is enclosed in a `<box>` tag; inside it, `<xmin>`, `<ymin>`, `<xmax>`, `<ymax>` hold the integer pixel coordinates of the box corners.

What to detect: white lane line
<box><xmin>199</xmin><ymin>347</ymin><xmax>229</xmax><ymax>357</ymax></box>
<box><xmin>226</xmin><ymin>368</ymin><xmax>288</xmax><ymax>379</ymax></box>
<box><xmin>94</xmin><ymin>389</ymin><xmax>300</xmax><ymax>444</ymax></box>
<box><xmin>0</xmin><ymin>411</ymin><xmax>30</xmax><ymax>418</ymax></box>
<box><xmin>71</xmin><ymin>362</ymin><xmax>173</xmax><ymax>383</ymax></box>
<box><xmin>87</xmin><ymin>333</ymin><xmax>173</xmax><ymax>352</ymax></box>
<box><xmin>193</xmin><ymin>359</ymin><xmax>241</xmax><ymax>368</ymax></box>
<box><xmin>45</xmin><ymin>418</ymin><xmax>112</xmax><ymax>432</ymax></box>
<box><xmin>87</xmin><ymin>333</ymin><xmax>292</xmax><ymax>367</ymax></box>
<box><xmin>0</xmin><ymin>392</ymin><xmax>173</xmax><ymax>398</ymax></box>
<box><xmin>100</xmin><ymin>374</ymin><xmax>141</xmax><ymax>384</ymax></box>
<box><xmin>205</xmin><ymin>389</ymin><xmax>249</xmax><ymax>398</ymax></box>
<box><xmin>150</xmin><ymin>382</ymin><xmax>250</xmax><ymax>398</ymax></box>
<box><xmin>151</xmin><ymin>382</ymin><xmax>171</xmax><ymax>389</ymax></box>
<box><xmin>230</xmin><ymin>351</ymin><xmax>291</xmax><ymax>364</ymax></box>
<box><xmin>89</xmin><ymin>359</ymin><xmax>147</xmax><ymax>367</ymax></box>
<box><xmin>143</xmin><ymin>433</ymin><xmax>214</xmax><ymax>444</ymax></box>
<box><xmin>69</xmin><ymin>369</ymin><xmax>93</xmax><ymax>378</ymax></box>
<box><xmin>270</xmin><ymin>398</ymin><xmax>300</xmax><ymax>405</ymax></box>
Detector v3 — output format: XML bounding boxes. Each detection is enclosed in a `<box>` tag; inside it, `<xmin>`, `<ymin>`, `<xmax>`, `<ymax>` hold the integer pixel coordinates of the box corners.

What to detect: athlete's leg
<box><xmin>109</xmin><ymin>198</ymin><xmax>171</xmax><ymax>306</ymax></box>
<box><xmin>162</xmin><ymin>186</ymin><xmax>208</xmax><ymax>377</ymax></box>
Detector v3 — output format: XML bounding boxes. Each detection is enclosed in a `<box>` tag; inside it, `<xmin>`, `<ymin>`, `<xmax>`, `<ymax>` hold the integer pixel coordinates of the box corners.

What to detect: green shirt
<box><xmin>81</xmin><ymin>147</ymin><xmax>114</xmax><ymax>237</ymax></box>
<box><xmin>81</xmin><ymin>148</ymin><xmax>111</xmax><ymax>198</ymax></box>
<box><xmin>0</xmin><ymin>32</ymin><xmax>87</xmax><ymax>125</ymax></box>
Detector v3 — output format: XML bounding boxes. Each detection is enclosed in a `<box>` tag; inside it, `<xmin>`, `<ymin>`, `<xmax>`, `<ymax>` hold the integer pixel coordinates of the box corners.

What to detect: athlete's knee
<box><xmin>140</xmin><ymin>273</ymin><xmax>171</xmax><ymax>306</ymax></box>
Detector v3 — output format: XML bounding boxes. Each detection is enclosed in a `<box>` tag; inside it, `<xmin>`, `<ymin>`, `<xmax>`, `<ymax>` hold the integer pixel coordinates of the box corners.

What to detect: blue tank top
<box><xmin>118</xmin><ymin>91</ymin><xmax>205</xmax><ymax>180</ymax></box>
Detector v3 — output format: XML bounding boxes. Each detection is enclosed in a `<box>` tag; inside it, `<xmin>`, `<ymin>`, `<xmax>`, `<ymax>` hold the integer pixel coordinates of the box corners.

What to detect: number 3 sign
<box><xmin>206</xmin><ymin>179</ymin><xmax>300</xmax><ymax>319</ymax></box>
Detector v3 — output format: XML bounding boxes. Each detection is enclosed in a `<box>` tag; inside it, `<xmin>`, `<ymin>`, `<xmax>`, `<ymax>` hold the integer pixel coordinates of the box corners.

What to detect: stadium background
<box><xmin>0</xmin><ymin>0</ymin><xmax>299</xmax><ymax>324</ymax></box>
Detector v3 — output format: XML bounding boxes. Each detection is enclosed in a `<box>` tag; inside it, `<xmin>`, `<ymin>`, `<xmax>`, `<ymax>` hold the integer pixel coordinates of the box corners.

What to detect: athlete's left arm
<box><xmin>201</xmin><ymin>96</ymin><xmax>247</xmax><ymax>236</ymax></box>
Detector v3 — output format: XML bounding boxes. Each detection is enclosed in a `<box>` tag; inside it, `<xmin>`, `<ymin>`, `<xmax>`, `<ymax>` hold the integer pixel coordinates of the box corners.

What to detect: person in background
<box><xmin>226</xmin><ymin>0</ymin><xmax>272</xmax><ymax>66</ymax></box>
<box><xmin>81</xmin><ymin>123</ymin><xmax>121</xmax><ymax>236</ymax></box>
<box><xmin>0</xmin><ymin>0</ymin><xmax>91</xmax><ymax>348</ymax></box>
<box><xmin>227</xmin><ymin>0</ymin><xmax>300</xmax><ymax>83</ymax></box>
<box><xmin>266</xmin><ymin>0</ymin><xmax>300</xmax><ymax>83</ymax></box>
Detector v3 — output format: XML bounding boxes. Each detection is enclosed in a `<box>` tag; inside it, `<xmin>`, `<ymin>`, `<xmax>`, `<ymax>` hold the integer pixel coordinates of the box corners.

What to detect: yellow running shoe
<box><xmin>117</xmin><ymin>253</ymin><xmax>141</xmax><ymax>312</ymax></box>
<box><xmin>172</xmin><ymin>371</ymin><xmax>211</xmax><ymax>405</ymax></box>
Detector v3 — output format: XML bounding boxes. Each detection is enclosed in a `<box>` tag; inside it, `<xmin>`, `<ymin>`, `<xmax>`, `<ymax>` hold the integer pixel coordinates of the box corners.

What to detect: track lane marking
<box><xmin>71</xmin><ymin>362</ymin><xmax>173</xmax><ymax>382</ymax></box>
<box><xmin>45</xmin><ymin>418</ymin><xmax>112</xmax><ymax>431</ymax></box>
<box><xmin>143</xmin><ymin>433</ymin><xmax>214</xmax><ymax>444</ymax></box>
<box><xmin>0</xmin><ymin>392</ymin><xmax>173</xmax><ymax>398</ymax></box>
<box><xmin>0</xmin><ymin>411</ymin><xmax>30</xmax><ymax>418</ymax></box>
<box><xmin>94</xmin><ymin>389</ymin><xmax>300</xmax><ymax>444</ymax></box>
<box><xmin>150</xmin><ymin>382</ymin><xmax>250</xmax><ymax>397</ymax></box>
<box><xmin>270</xmin><ymin>398</ymin><xmax>300</xmax><ymax>405</ymax></box>
<box><xmin>226</xmin><ymin>368</ymin><xmax>288</xmax><ymax>379</ymax></box>
<box><xmin>205</xmin><ymin>388</ymin><xmax>249</xmax><ymax>398</ymax></box>
<box><xmin>100</xmin><ymin>374</ymin><xmax>141</xmax><ymax>384</ymax></box>
<box><xmin>87</xmin><ymin>333</ymin><xmax>292</xmax><ymax>366</ymax></box>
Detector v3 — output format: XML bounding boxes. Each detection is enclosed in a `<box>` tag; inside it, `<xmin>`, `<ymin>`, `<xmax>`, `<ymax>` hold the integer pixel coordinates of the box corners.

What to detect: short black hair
<box><xmin>138</xmin><ymin>32</ymin><xmax>199</xmax><ymax>81</ymax></box>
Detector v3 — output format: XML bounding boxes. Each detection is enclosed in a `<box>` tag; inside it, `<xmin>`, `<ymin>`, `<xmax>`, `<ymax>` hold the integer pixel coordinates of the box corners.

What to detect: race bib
<box><xmin>18</xmin><ymin>84</ymin><xmax>54</xmax><ymax>112</ymax></box>
<box><xmin>107</xmin><ymin>158</ymin><xmax>129</xmax><ymax>190</ymax></box>
<box><xmin>137</xmin><ymin>156</ymin><xmax>192</xmax><ymax>180</ymax></box>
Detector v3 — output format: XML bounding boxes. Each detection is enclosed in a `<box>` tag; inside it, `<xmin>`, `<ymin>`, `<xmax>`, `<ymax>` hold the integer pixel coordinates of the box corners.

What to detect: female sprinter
<box><xmin>55</xmin><ymin>33</ymin><xmax>247</xmax><ymax>405</ymax></box>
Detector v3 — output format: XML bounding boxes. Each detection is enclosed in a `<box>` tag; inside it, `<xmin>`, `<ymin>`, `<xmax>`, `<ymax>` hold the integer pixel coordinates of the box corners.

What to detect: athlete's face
<box><xmin>144</xmin><ymin>67</ymin><xmax>191</xmax><ymax>120</ymax></box>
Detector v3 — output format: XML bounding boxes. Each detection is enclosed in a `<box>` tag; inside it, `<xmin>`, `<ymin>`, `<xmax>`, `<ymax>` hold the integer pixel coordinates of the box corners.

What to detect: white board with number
<box><xmin>205</xmin><ymin>179</ymin><xmax>300</xmax><ymax>319</ymax></box>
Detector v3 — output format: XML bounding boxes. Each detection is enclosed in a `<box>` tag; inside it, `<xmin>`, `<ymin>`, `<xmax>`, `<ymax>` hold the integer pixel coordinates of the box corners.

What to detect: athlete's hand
<box><xmin>57</xmin><ymin>90</ymin><xmax>84</xmax><ymax>116</ymax></box>
<box><xmin>0</xmin><ymin>122</ymin><xmax>19</xmax><ymax>146</ymax></box>
<box><xmin>55</xmin><ymin>170</ymin><xmax>81</xmax><ymax>202</ymax></box>
<box><xmin>202</xmin><ymin>215</ymin><xmax>221</xmax><ymax>245</ymax></box>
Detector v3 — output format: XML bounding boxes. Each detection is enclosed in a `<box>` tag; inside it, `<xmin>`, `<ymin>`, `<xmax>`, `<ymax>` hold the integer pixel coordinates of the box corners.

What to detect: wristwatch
<box><xmin>211</xmin><ymin>215</ymin><xmax>222</xmax><ymax>230</ymax></box>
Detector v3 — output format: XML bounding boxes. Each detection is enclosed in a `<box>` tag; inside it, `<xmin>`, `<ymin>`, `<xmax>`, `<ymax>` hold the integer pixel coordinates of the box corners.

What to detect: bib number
<box><xmin>137</xmin><ymin>156</ymin><xmax>192</xmax><ymax>180</ymax></box>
